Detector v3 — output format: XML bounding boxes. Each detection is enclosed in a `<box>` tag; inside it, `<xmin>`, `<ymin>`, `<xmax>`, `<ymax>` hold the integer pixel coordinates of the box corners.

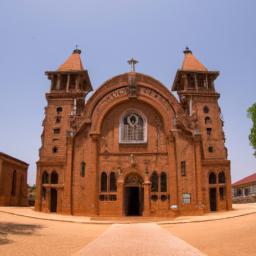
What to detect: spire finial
<box><xmin>183</xmin><ymin>47</ymin><xmax>192</xmax><ymax>54</ymax></box>
<box><xmin>73</xmin><ymin>45</ymin><xmax>81</xmax><ymax>54</ymax></box>
<box><xmin>127</xmin><ymin>58</ymin><xmax>138</xmax><ymax>72</ymax></box>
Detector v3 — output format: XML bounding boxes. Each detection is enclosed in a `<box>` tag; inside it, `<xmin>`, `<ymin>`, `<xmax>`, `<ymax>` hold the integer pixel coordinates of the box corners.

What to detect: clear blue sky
<box><xmin>0</xmin><ymin>0</ymin><xmax>256</xmax><ymax>185</ymax></box>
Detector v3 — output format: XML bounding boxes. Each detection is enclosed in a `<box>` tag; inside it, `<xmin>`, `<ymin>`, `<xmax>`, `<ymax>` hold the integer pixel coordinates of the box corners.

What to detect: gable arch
<box><xmin>77</xmin><ymin>72</ymin><xmax>188</xmax><ymax>136</ymax></box>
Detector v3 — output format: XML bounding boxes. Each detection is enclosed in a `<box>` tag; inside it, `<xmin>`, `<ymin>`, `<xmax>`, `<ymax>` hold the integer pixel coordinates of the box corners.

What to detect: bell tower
<box><xmin>172</xmin><ymin>48</ymin><xmax>227</xmax><ymax>159</ymax></box>
<box><xmin>39</xmin><ymin>48</ymin><xmax>93</xmax><ymax>160</ymax></box>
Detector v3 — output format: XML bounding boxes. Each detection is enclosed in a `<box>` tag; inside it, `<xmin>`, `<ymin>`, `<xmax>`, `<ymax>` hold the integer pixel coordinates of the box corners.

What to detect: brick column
<box><xmin>88</xmin><ymin>133</ymin><xmax>100</xmax><ymax>216</ymax></box>
<box><xmin>225</xmin><ymin>163</ymin><xmax>232</xmax><ymax>210</ymax></box>
<box><xmin>143</xmin><ymin>173</ymin><xmax>151</xmax><ymax>217</ymax></box>
<box><xmin>35</xmin><ymin>163</ymin><xmax>42</xmax><ymax>211</ymax></box>
<box><xmin>194</xmin><ymin>134</ymin><xmax>203</xmax><ymax>213</ymax></box>
<box><xmin>117</xmin><ymin>172</ymin><xmax>124</xmax><ymax>216</ymax></box>
<box><xmin>167</xmin><ymin>131</ymin><xmax>179</xmax><ymax>211</ymax></box>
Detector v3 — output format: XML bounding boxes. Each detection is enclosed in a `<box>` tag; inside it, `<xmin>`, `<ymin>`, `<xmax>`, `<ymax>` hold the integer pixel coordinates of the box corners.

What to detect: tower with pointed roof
<box><xmin>35</xmin><ymin>49</ymin><xmax>92</xmax><ymax>212</ymax></box>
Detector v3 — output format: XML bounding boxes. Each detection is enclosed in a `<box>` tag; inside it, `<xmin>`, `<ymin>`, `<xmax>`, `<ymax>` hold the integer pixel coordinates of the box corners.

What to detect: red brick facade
<box><xmin>0</xmin><ymin>152</ymin><xmax>28</xmax><ymax>206</ymax></box>
<box><xmin>35</xmin><ymin>48</ymin><xmax>232</xmax><ymax>216</ymax></box>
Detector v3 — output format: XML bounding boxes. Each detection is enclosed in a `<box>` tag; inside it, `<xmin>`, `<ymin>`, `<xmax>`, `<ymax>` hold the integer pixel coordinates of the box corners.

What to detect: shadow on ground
<box><xmin>0</xmin><ymin>222</ymin><xmax>43</xmax><ymax>245</ymax></box>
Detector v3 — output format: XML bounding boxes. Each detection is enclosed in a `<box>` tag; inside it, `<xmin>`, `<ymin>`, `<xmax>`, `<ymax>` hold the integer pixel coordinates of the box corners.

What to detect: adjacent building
<box><xmin>35</xmin><ymin>48</ymin><xmax>232</xmax><ymax>216</ymax></box>
<box><xmin>232</xmin><ymin>172</ymin><xmax>256</xmax><ymax>203</ymax></box>
<box><xmin>0</xmin><ymin>152</ymin><xmax>28</xmax><ymax>206</ymax></box>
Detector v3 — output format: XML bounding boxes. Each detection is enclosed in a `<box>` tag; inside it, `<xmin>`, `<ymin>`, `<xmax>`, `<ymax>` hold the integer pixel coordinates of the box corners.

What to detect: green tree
<box><xmin>247</xmin><ymin>103</ymin><xmax>256</xmax><ymax>156</ymax></box>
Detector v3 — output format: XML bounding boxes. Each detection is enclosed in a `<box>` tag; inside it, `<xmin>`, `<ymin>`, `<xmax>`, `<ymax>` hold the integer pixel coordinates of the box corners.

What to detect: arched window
<box><xmin>205</xmin><ymin>116</ymin><xmax>212</xmax><ymax>125</ymax></box>
<box><xmin>160</xmin><ymin>172</ymin><xmax>167</xmax><ymax>192</ymax></box>
<box><xmin>11</xmin><ymin>170</ymin><xmax>17</xmax><ymax>196</ymax></box>
<box><xmin>120</xmin><ymin>110</ymin><xmax>147</xmax><ymax>143</ymax></box>
<box><xmin>42</xmin><ymin>171</ymin><xmax>49</xmax><ymax>184</ymax></box>
<box><xmin>51</xmin><ymin>171</ymin><xmax>58</xmax><ymax>184</ymax></box>
<box><xmin>81</xmin><ymin>161</ymin><xmax>86</xmax><ymax>177</ymax></box>
<box><xmin>101</xmin><ymin>172</ymin><xmax>107</xmax><ymax>192</ymax></box>
<box><xmin>150</xmin><ymin>171</ymin><xmax>158</xmax><ymax>192</ymax></box>
<box><xmin>218</xmin><ymin>171</ymin><xmax>226</xmax><ymax>184</ymax></box>
<box><xmin>109</xmin><ymin>172</ymin><xmax>117</xmax><ymax>192</ymax></box>
<box><xmin>209</xmin><ymin>172</ymin><xmax>216</xmax><ymax>184</ymax></box>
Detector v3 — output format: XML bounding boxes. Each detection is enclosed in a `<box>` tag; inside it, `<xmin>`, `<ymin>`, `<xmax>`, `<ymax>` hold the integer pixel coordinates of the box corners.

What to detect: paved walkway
<box><xmin>0</xmin><ymin>203</ymin><xmax>256</xmax><ymax>224</ymax></box>
<box><xmin>74</xmin><ymin>223</ymin><xmax>205</xmax><ymax>256</ymax></box>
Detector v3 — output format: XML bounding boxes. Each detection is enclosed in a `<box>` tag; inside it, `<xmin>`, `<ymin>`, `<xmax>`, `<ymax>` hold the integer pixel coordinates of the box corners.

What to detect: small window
<box><xmin>99</xmin><ymin>194</ymin><xmax>106</xmax><ymax>201</ymax></box>
<box><xmin>203</xmin><ymin>106</ymin><xmax>209</xmax><ymax>113</ymax></box>
<box><xmin>182</xmin><ymin>193</ymin><xmax>191</xmax><ymax>204</ymax></box>
<box><xmin>181</xmin><ymin>161</ymin><xmax>186</xmax><ymax>176</ymax></box>
<box><xmin>160</xmin><ymin>172</ymin><xmax>167</xmax><ymax>192</ymax></box>
<box><xmin>109</xmin><ymin>172</ymin><xmax>117</xmax><ymax>192</ymax></box>
<box><xmin>160</xmin><ymin>195</ymin><xmax>167</xmax><ymax>201</ymax></box>
<box><xmin>53</xmin><ymin>128</ymin><xmax>60</xmax><ymax>134</ymax></box>
<box><xmin>56</xmin><ymin>107</ymin><xmax>63</xmax><ymax>114</ymax></box>
<box><xmin>51</xmin><ymin>171</ymin><xmax>58</xmax><ymax>184</ymax></box>
<box><xmin>205</xmin><ymin>116</ymin><xmax>212</xmax><ymax>125</ymax></box>
<box><xmin>101</xmin><ymin>172</ymin><xmax>107</xmax><ymax>192</ymax></box>
<box><xmin>151</xmin><ymin>195</ymin><xmax>158</xmax><ymax>201</ymax></box>
<box><xmin>150</xmin><ymin>171</ymin><xmax>158</xmax><ymax>192</ymax></box>
<box><xmin>219</xmin><ymin>187</ymin><xmax>225</xmax><ymax>200</ymax></box>
<box><xmin>11</xmin><ymin>170</ymin><xmax>17</xmax><ymax>196</ymax></box>
<box><xmin>56</xmin><ymin>116</ymin><xmax>61</xmax><ymax>123</ymax></box>
<box><xmin>209</xmin><ymin>172</ymin><xmax>216</xmax><ymax>184</ymax></box>
<box><xmin>218</xmin><ymin>171</ymin><xmax>226</xmax><ymax>184</ymax></box>
<box><xmin>52</xmin><ymin>146</ymin><xmax>58</xmax><ymax>153</ymax></box>
<box><xmin>109</xmin><ymin>195</ymin><xmax>117</xmax><ymax>201</ymax></box>
<box><xmin>206</xmin><ymin>128</ymin><xmax>212</xmax><ymax>136</ymax></box>
<box><xmin>208</xmin><ymin>146</ymin><xmax>214</xmax><ymax>153</ymax></box>
<box><xmin>81</xmin><ymin>161</ymin><xmax>86</xmax><ymax>177</ymax></box>
<box><xmin>42</xmin><ymin>171</ymin><xmax>49</xmax><ymax>184</ymax></box>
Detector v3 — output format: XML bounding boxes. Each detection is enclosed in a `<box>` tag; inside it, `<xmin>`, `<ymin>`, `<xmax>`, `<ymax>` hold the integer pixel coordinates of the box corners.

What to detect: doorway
<box><xmin>209</xmin><ymin>188</ymin><xmax>217</xmax><ymax>211</ymax></box>
<box><xmin>50</xmin><ymin>188</ymin><xmax>57</xmax><ymax>212</ymax></box>
<box><xmin>125</xmin><ymin>187</ymin><xmax>143</xmax><ymax>216</ymax></box>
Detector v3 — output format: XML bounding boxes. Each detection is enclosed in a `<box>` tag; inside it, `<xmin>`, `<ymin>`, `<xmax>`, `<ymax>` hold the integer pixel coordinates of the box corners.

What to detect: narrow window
<box><xmin>150</xmin><ymin>171</ymin><xmax>158</xmax><ymax>192</ymax></box>
<box><xmin>206</xmin><ymin>128</ymin><xmax>212</xmax><ymax>136</ymax></box>
<box><xmin>218</xmin><ymin>171</ymin><xmax>226</xmax><ymax>184</ymax></box>
<box><xmin>208</xmin><ymin>146</ymin><xmax>214</xmax><ymax>153</ymax></box>
<box><xmin>219</xmin><ymin>187</ymin><xmax>225</xmax><ymax>200</ymax></box>
<box><xmin>182</xmin><ymin>193</ymin><xmax>191</xmax><ymax>204</ymax></box>
<box><xmin>203</xmin><ymin>106</ymin><xmax>209</xmax><ymax>113</ymax></box>
<box><xmin>160</xmin><ymin>172</ymin><xmax>167</xmax><ymax>192</ymax></box>
<box><xmin>101</xmin><ymin>172</ymin><xmax>107</xmax><ymax>192</ymax></box>
<box><xmin>11</xmin><ymin>170</ymin><xmax>17</xmax><ymax>196</ymax></box>
<box><xmin>42</xmin><ymin>171</ymin><xmax>49</xmax><ymax>184</ymax></box>
<box><xmin>109</xmin><ymin>172</ymin><xmax>117</xmax><ymax>192</ymax></box>
<box><xmin>81</xmin><ymin>161</ymin><xmax>86</xmax><ymax>177</ymax></box>
<box><xmin>52</xmin><ymin>146</ymin><xmax>58</xmax><ymax>153</ymax></box>
<box><xmin>53</xmin><ymin>128</ymin><xmax>60</xmax><ymax>134</ymax></box>
<box><xmin>209</xmin><ymin>172</ymin><xmax>216</xmax><ymax>184</ymax></box>
<box><xmin>51</xmin><ymin>171</ymin><xmax>58</xmax><ymax>184</ymax></box>
<box><xmin>56</xmin><ymin>107</ymin><xmax>62</xmax><ymax>114</ymax></box>
<box><xmin>56</xmin><ymin>116</ymin><xmax>61</xmax><ymax>123</ymax></box>
<box><xmin>205</xmin><ymin>116</ymin><xmax>212</xmax><ymax>125</ymax></box>
<box><xmin>181</xmin><ymin>161</ymin><xmax>186</xmax><ymax>176</ymax></box>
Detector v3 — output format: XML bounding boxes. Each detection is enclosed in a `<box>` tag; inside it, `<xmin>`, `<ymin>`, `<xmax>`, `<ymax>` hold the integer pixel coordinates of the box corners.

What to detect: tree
<box><xmin>247</xmin><ymin>103</ymin><xmax>256</xmax><ymax>157</ymax></box>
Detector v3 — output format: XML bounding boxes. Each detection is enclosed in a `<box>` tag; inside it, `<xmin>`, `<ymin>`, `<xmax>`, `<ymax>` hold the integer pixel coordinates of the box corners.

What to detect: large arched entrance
<box><xmin>124</xmin><ymin>173</ymin><xmax>144</xmax><ymax>216</ymax></box>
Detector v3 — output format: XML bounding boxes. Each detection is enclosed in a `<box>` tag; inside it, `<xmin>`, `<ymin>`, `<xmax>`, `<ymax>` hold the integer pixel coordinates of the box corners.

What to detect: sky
<box><xmin>0</xmin><ymin>0</ymin><xmax>256</xmax><ymax>185</ymax></box>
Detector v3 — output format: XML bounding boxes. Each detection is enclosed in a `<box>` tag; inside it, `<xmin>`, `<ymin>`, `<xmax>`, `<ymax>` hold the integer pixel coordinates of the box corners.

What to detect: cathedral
<box><xmin>35</xmin><ymin>48</ymin><xmax>232</xmax><ymax>217</ymax></box>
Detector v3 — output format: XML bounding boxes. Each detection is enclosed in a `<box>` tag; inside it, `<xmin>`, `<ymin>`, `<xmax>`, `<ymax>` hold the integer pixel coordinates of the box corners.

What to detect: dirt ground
<box><xmin>0</xmin><ymin>212</ymin><xmax>109</xmax><ymax>256</ymax></box>
<box><xmin>163</xmin><ymin>213</ymin><xmax>256</xmax><ymax>256</ymax></box>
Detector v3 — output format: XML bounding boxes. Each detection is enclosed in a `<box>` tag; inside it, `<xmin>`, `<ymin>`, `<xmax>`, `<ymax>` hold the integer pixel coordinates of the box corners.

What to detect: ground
<box><xmin>0</xmin><ymin>205</ymin><xmax>256</xmax><ymax>256</ymax></box>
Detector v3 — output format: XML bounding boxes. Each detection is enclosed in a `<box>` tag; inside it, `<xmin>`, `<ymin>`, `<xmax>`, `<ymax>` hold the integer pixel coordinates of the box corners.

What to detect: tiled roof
<box><xmin>57</xmin><ymin>49</ymin><xmax>84</xmax><ymax>71</ymax></box>
<box><xmin>233</xmin><ymin>172</ymin><xmax>256</xmax><ymax>186</ymax></box>
<box><xmin>181</xmin><ymin>47</ymin><xmax>208</xmax><ymax>72</ymax></box>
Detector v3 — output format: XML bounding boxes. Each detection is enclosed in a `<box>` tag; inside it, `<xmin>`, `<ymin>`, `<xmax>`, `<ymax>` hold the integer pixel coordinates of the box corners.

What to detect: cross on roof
<box><xmin>127</xmin><ymin>58</ymin><xmax>138</xmax><ymax>72</ymax></box>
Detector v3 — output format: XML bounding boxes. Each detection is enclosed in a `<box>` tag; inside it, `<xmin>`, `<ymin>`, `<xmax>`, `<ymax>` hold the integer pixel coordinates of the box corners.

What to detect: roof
<box><xmin>0</xmin><ymin>152</ymin><xmax>29</xmax><ymax>166</ymax></box>
<box><xmin>57</xmin><ymin>49</ymin><xmax>84</xmax><ymax>71</ymax></box>
<box><xmin>181</xmin><ymin>47</ymin><xmax>208</xmax><ymax>72</ymax></box>
<box><xmin>233</xmin><ymin>172</ymin><xmax>256</xmax><ymax>186</ymax></box>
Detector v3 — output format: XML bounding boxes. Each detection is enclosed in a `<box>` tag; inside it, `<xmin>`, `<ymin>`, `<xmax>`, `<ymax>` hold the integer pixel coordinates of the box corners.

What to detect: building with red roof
<box><xmin>232</xmin><ymin>172</ymin><xmax>256</xmax><ymax>201</ymax></box>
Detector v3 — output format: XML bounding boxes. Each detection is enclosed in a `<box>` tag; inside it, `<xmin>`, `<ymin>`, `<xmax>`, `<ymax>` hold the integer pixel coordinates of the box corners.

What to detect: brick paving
<box><xmin>76</xmin><ymin>223</ymin><xmax>205</xmax><ymax>256</ymax></box>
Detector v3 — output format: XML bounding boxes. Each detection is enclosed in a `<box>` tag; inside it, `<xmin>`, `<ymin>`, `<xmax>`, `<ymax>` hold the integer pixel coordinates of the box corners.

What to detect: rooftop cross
<box><xmin>127</xmin><ymin>58</ymin><xmax>138</xmax><ymax>72</ymax></box>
